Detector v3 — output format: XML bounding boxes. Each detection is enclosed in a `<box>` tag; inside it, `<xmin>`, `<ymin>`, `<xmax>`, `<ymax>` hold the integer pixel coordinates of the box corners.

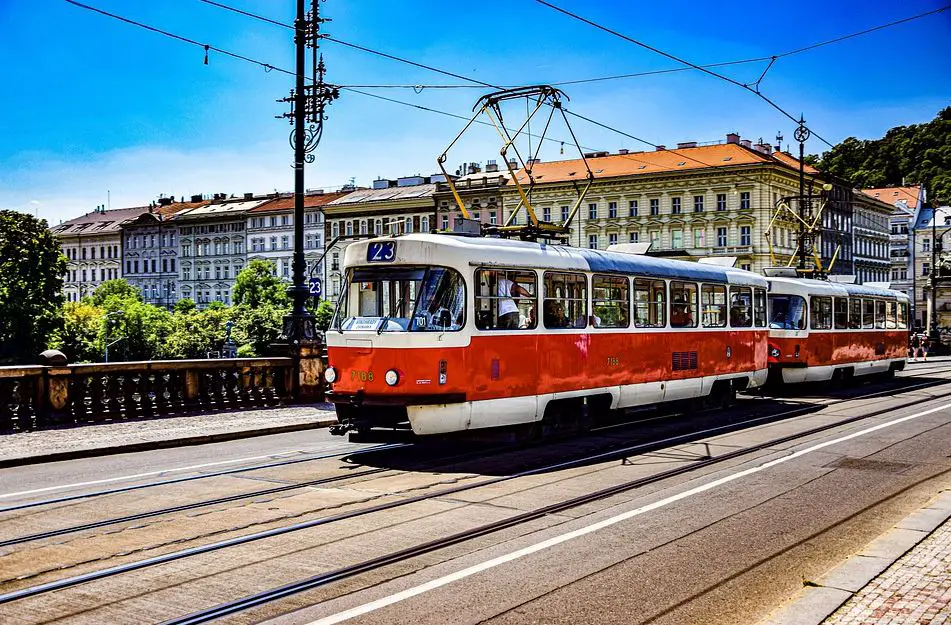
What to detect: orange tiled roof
<box><xmin>510</xmin><ymin>143</ymin><xmax>804</xmax><ymax>185</ymax></box>
<box><xmin>860</xmin><ymin>186</ymin><xmax>921</xmax><ymax>209</ymax></box>
<box><xmin>770</xmin><ymin>151</ymin><xmax>820</xmax><ymax>174</ymax></box>
<box><xmin>251</xmin><ymin>191</ymin><xmax>351</xmax><ymax>212</ymax></box>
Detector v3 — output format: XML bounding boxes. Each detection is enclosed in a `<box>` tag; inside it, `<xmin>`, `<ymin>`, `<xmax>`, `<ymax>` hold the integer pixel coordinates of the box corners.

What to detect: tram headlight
<box><xmin>324</xmin><ymin>367</ymin><xmax>337</xmax><ymax>384</ymax></box>
<box><xmin>769</xmin><ymin>347</ymin><xmax>781</xmax><ymax>359</ymax></box>
<box><xmin>385</xmin><ymin>369</ymin><xmax>400</xmax><ymax>386</ymax></box>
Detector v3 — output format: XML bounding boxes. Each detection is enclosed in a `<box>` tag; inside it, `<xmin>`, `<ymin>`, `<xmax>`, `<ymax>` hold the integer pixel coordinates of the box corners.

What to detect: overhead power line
<box><xmin>65</xmin><ymin>0</ymin><xmax>822</xmax><ymax>190</ymax></box>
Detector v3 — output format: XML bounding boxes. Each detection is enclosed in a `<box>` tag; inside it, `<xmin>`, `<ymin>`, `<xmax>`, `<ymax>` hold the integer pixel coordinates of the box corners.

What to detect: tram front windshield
<box><xmin>768</xmin><ymin>295</ymin><xmax>807</xmax><ymax>330</ymax></box>
<box><xmin>332</xmin><ymin>266</ymin><xmax>465</xmax><ymax>332</ymax></box>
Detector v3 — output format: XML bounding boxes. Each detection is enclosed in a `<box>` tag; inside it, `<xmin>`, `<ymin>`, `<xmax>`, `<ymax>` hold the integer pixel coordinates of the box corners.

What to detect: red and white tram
<box><xmin>324</xmin><ymin>234</ymin><xmax>770</xmax><ymax>436</ymax></box>
<box><xmin>765</xmin><ymin>276</ymin><xmax>908</xmax><ymax>384</ymax></box>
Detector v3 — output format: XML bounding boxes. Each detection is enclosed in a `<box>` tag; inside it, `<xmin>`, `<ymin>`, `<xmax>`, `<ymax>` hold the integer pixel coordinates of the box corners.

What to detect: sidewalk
<box><xmin>0</xmin><ymin>404</ymin><xmax>338</xmax><ymax>468</ymax></box>
<box><xmin>762</xmin><ymin>490</ymin><xmax>951</xmax><ymax>625</ymax></box>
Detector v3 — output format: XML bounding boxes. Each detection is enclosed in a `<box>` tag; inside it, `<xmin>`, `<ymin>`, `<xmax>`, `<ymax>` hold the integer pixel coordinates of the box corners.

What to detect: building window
<box><xmin>588</xmin><ymin>234</ymin><xmax>598</xmax><ymax>249</ymax></box>
<box><xmin>923</xmin><ymin>263</ymin><xmax>930</xmax><ymax>276</ymax></box>
<box><xmin>717</xmin><ymin>227</ymin><xmax>728</xmax><ymax>247</ymax></box>
<box><xmin>422</xmin><ymin>216</ymin><xmax>430</xmax><ymax>231</ymax></box>
<box><xmin>375</xmin><ymin>219</ymin><xmax>383</xmax><ymax>235</ymax></box>
<box><xmin>561</xmin><ymin>206</ymin><xmax>569</xmax><ymax>223</ymax></box>
<box><xmin>740</xmin><ymin>226</ymin><xmax>751</xmax><ymax>246</ymax></box>
<box><xmin>629</xmin><ymin>200</ymin><xmax>638</xmax><ymax>217</ymax></box>
<box><xmin>346</xmin><ymin>221</ymin><xmax>353</xmax><ymax>236</ymax></box>
<box><xmin>717</xmin><ymin>193</ymin><xmax>727</xmax><ymax>211</ymax></box>
<box><xmin>331</xmin><ymin>252</ymin><xmax>339</xmax><ymax>271</ymax></box>
<box><xmin>740</xmin><ymin>192</ymin><xmax>751</xmax><ymax>210</ymax></box>
<box><xmin>740</xmin><ymin>263</ymin><xmax>751</xmax><ymax>272</ymax></box>
<box><xmin>215</xmin><ymin>266</ymin><xmax>221</xmax><ymax>280</ymax></box>
<box><xmin>405</xmin><ymin>217</ymin><xmax>413</xmax><ymax>233</ymax></box>
<box><xmin>650</xmin><ymin>199</ymin><xmax>659</xmax><ymax>215</ymax></box>
<box><xmin>126</xmin><ymin>260</ymin><xmax>131</xmax><ymax>274</ymax></box>
<box><xmin>693</xmin><ymin>195</ymin><xmax>704</xmax><ymax>212</ymax></box>
<box><xmin>629</xmin><ymin>232</ymin><xmax>638</xmax><ymax>243</ymax></box>
<box><xmin>609</xmin><ymin>233</ymin><xmax>618</xmax><ymax>246</ymax></box>
<box><xmin>441</xmin><ymin>216</ymin><xmax>448</xmax><ymax>230</ymax></box>
<box><xmin>489</xmin><ymin>211</ymin><xmax>497</xmax><ymax>225</ymax></box>
<box><xmin>270</xmin><ymin>236</ymin><xmax>277</xmax><ymax>251</ymax></box>
<box><xmin>608</xmin><ymin>201</ymin><xmax>618</xmax><ymax>218</ymax></box>
<box><xmin>332</xmin><ymin>222</ymin><xmax>339</xmax><ymax>238</ymax></box>
<box><xmin>671</xmin><ymin>197</ymin><xmax>682</xmax><ymax>215</ymax></box>
<box><xmin>923</xmin><ymin>237</ymin><xmax>931</xmax><ymax>252</ymax></box>
<box><xmin>650</xmin><ymin>230</ymin><xmax>660</xmax><ymax>246</ymax></box>
<box><xmin>281</xmin><ymin>235</ymin><xmax>290</xmax><ymax>249</ymax></box>
<box><xmin>694</xmin><ymin>229</ymin><xmax>705</xmax><ymax>248</ymax></box>
<box><xmin>672</xmin><ymin>229</ymin><xmax>683</xmax><ymax>249</ymax></box>
<box><xmin>543</xmin><ymin>206</ymin><xmax>551</xmax><ymax>222</ymax></box>
<box><xmin>223</xmin><ymin>265</ymin><xmax>230</xmax><ymax>279</ymax></box>
<box><xmin>588</xmin><ymin>203</ymin><xmax>598</xmax><ymax>219</ymax></box>
<box><xmin>360</xmin><ymin>220</ymin><xmax>368</xmax><ymax>235</ymax></box>
<box><xmin>133</xmin><ymin>260</ymin><xmax>139</xmax><ymax>273</ymax></box>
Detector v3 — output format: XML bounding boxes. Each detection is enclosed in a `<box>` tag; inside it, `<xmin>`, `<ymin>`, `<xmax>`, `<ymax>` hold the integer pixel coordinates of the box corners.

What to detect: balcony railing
<box><xmin>0</xmin><ymin>358</ymin><xmax>295</xmax><ymax>433</ymax></box>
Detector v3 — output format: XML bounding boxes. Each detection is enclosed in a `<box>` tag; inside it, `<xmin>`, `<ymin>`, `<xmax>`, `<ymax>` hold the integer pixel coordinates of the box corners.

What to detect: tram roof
<box><xmin>766</xmin><ymin>276</ymin><xmax>909</xmax><ymax>301</ymax></box>
<box><xmin>349</xmin><ymin>233</ymin><xmax>766</xmax><ymax>286</ymax></box>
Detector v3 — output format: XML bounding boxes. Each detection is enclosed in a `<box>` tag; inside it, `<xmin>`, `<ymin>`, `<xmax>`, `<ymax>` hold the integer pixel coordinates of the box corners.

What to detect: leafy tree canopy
<box><xmin>232</xmin><ymin>259</ymin><xmax>289</xmax><ymax>308</ymax></box>
<box><xmin>89</xmin><ymin>279</ymin><xmax>141</xmax><ymax>307</ymax></box>
<box><xmin>0</xmin><ymin>211</ymin><xmax>66</xmax><ymax>364</ymax></box>
<box><xmin>811</xmin><ymin>107</ymin><xmax>951</xmax><ymax>203</ymax></box>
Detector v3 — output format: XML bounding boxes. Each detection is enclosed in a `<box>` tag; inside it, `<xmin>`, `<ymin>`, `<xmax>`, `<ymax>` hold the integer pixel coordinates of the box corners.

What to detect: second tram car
<box><xmin>325</xmin><ymin>234</ymin><xmax>770</xmax><ymax>436</ymax></box>
<box><xmin>765</xmin><ymin>277</ymin><xmax>908</xmax><ymax>384</ymax></box>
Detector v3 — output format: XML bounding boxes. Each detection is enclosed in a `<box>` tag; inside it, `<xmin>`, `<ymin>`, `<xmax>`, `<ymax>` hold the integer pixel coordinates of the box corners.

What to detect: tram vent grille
<box><xmin>672</xmin><ymin>351</ymin><xmax>698</xmax><ymax>371</ymax></box>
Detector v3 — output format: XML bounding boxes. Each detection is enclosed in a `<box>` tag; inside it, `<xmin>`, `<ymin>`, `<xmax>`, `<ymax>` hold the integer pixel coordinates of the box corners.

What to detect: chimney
<box><xmin>754</xmin><ymin>142</ymin><xmax>772</xmax><ymax>154</ymax></box>
<box><xmin>655</xmin><ymin>145</ymin><xmax>666</xmax><ymax>151</ymax></box>
<box><xmin>676</xmin><ymin>141</ymin><xmax>698</xmax><ymax>149</ymax></box>
<box><xmin>507</xmin><ymin>158</ymin><xmax>518</xmax><ymax>169</ymax></box>
<box><xmin>726</xmin><ymin>132</ymin><xmax>740</xmax><ymax>144</ymax></box>
<box><xmin>243</xmin><ymin>192</ymin><xmax>254</xmax><ymax>200</ymax></box>
<box><xmin>485</xmin><ymin>159</ymin><xmax>499</xmax><ymax>173</ymax></box>
<box><xmin>468</xmin><ymin>163</ymin><xmax>482</xmax><ymax>174</ymax></box>
<box><xmin>618</xmin><ymin>149</ymin><xmax>629</xmax><ymax>155</ymax></box>
<box><xmin>526</xmin><ymin>158</ymin><xmax>542</xmax><ymax>167</ymax></box>
<box><xmin>190</xmin><ymin>194</ymin><xmax>203</xmax><ymax>203</ymax></box>
<box><xmin>740</xmin><ymin>139</ymin><xmax>752</xmax><ymax>148</ymax></box>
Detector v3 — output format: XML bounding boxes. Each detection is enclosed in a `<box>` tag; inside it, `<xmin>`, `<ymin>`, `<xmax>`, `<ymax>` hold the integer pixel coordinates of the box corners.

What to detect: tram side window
<box><xmin>875</xmin><ymin>300</ymin><xmax>886</xmax><ymax>329</ymax></box>
<box><xmin>474</xmin><ymin>268</ymin><xmax>536</xmax><ymax>331</ymax></box>
<box><xmin>849</xmin><ymin>298</ymin><xmax>862</xmax><ymax>329</ymax></box>
<box><xmin>701</xmin><ymin>284</ymin><xmax>726</xmax><ymax>327</ymax></box>
<box><xmin>729</xmin><ymin>286</ymin><xmax>753</xmax><ymax>328</ymax></box>
<box><xmin>810</xmin><ymin>296</ymin><xmax>833</xmax><ymax>330</ymax></box>
<box><xmin>833</xmin><ymin>297</ymin><xmax>849</xmax><ymax>329</ymax></box>
<box><xmin>753</xmin><ymin>288</ymin><xmax>767</xmax><ymax>327</ymax></box>
<box><xmin>862</xmin><ymin>299</ymin><xmax>875</xmax><ymax>329</ymax></box>
<box><xmin>543</xmin><ymin>272</ymin><xmax>587</xmax><ymax>329</ymax></box>
<box><xmin>886</xmin><ymin>301</ymin><xmax>898</xmax><ymax>329</ymax></box>
<box><xmin>592</xmin><ymin>275</ymin><xmax>630</xmax><ymax>328</ymax></box>
<box><xmin>670</xmin><ymin>281</ymin><xmax>698</xmax><ymax>328</ymax></box>
<box><xmin>634</xmin><ymin>278</ymin><xmax>666</xmax><ymax>328</ymax></box>
<box><xmin>898</xmin><ymin>302</ymin><xmax>908</xmax><ymax>329</ymax></box>
<box><xmin>768</xmin><ymin>295</ymin><xmax>806</xmax><ymax>330</ymax></box>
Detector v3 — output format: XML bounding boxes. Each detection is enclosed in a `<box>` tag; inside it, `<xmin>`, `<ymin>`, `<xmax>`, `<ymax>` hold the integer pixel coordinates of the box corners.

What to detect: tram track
<box><xmin>162</xmin><ymin>384</ymin><xmax>951</xmax><ymax>624</ymax></box>
<box><xmin>1</xmin><ymin>374</ymin><xmax>923</xmax><ymax>551</ymax></box>
<box><xmin>2</xmin><ymin>376</ymin><xmax>950</xmax><ymax>615</ymax></box>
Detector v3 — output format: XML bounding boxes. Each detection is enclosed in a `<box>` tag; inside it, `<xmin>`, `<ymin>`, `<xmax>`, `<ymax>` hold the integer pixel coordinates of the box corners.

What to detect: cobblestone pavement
<box><xmin>823</xmin><ymin>518</ymin><xmax>951</xmax><ymax>625</ymax></box>
<box><xmin>0</xmin><ymin>404</ymin><xmax>337</xmax><ymax>462</ymax></box>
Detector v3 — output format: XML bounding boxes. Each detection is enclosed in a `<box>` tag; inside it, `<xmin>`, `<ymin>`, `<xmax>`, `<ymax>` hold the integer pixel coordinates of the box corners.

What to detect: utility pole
<box><xmin>794</xmin><ymin>117</ymin><xmax>811</xmax><ymax>273</ymax></box>
<box><xmin>278</xmin><ymin>0</ymin><xmax>338</xmax><ymax>344</ymax></box>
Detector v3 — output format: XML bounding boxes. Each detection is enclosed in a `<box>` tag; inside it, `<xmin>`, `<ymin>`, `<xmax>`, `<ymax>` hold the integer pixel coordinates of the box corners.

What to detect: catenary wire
<box><xmin>65</xmin><ymin>0</ymin><xmax>822</xmax><ymax>203</ymax></box>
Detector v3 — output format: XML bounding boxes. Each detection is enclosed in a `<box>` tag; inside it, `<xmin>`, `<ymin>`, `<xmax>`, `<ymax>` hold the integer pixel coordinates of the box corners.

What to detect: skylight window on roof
<box><xmin>595</xmin><ymin>169</ymin><xmax>604</xmax><ymax>174</ymax></box>
<box><xmin>722</xmin><ymin>156</ymin><xmax>732</xmax><ymax>161</ymax></box>
<box><xmin>677</xmin><ymin>162</ymin><xmax>686</xmax><ymax>166</ymax></box>
<box><xmin>638</xmin><ymin>165</ymin><xmax>647</xmax><ymax>169</ymax></box>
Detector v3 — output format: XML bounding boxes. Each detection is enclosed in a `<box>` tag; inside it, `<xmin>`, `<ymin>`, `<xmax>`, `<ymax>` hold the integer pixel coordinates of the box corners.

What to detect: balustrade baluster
<box><xmin>123</xmin><ymin>373</ymin><xmax>140</xmax><ymax>418</ymax></box>
<box><xmin>0</xmin><ymin>379</ymin><xmax>16</xmax><ymax>432</ymax></box>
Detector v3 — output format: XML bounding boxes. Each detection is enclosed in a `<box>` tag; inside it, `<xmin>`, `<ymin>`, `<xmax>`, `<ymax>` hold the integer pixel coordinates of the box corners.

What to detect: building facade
<box><xmin>498</xmin><ymin>134</ymin><xmax>885</xmax><ymax>279</ymax></box>
<box><xmin>323</xmin><ymin>180</ymin><xmax>437</xmax><ymax>298</ymax></box>
<box><xmin>175</xmin><ymin>198</ymin><xmax>264</xmax><ymax>307</ymax></box>
<box><xmin>861</xmin><ymin>186</ymin><xmax>925</xmax><ymax>314</ymax></box>
<box><xmin>120</xmin><ymin>198</ymin><xmax>208</xmax><ymax>308</ymax></box>
<box><xmin>52</xmin><ymin>205</ymin><xmax>149</xmax><ymax>302</ymax></box>
<box><xmin>851</xmin><ymin>192</ymin><xmax>894</xmax><ymax>285</ymax></box>
<box><xmin>433</xmin><ymin>162</ymin><xmax>509</xmax><ymax>230</ymax></box>
<box><xmin>247</xmin><ymin>191</ymin><xmax>348</xmax><ymax>289</ymax></box>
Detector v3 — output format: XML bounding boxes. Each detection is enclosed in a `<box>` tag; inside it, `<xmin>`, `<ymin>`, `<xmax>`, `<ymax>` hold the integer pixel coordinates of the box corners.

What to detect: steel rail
<box><xmin>0</xmin><ymin>443</ymin><xmax>405</xmax><ymax>514</ymax></box>
<box><xmin>163</xmin><ymin>384</ymin><xmax>951</xmax><ymax>624</ymax></box>
<box><xmin>3</xmin><ymin>379</ymin><xmax>949</xmax><ymax>608</ymax></box>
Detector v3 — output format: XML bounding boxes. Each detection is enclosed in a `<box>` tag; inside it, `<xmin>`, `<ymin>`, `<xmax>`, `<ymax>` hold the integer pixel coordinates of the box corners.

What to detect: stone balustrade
<box><xmin>0</xmin><ymin>357</ymin><xmax>302</xmax><ymax>433</ymax></box>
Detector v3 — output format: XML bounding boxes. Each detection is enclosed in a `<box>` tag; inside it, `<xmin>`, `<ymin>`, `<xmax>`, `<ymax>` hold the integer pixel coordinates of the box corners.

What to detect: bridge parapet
<box><xmin>0</xmin><ymin>358</ymin><xmax>298</xmax><ymax>433</ymax></box>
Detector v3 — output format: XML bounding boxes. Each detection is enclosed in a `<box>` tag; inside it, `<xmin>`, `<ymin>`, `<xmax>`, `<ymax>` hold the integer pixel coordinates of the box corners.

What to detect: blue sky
<box><xmin>1</xmin><ymin>0</ymin><xmax>949</xmax><ymax>224</ymax></box>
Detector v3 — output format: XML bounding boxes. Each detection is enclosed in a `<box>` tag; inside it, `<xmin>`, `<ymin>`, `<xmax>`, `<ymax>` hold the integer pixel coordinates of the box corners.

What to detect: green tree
<box><xmin>315</xmin><ymin>299</ymin><xmax>335</xmax><ymax>331</ymax></box>
<box><xmin>89</xmin><ymin>279</ymin><xmax>141</xmax><ymax>307</ymax></box>
<box><xmin>815</xmin><ymin>107</ymin><xmax>951</xmax><ymax>203</ymax></box>
<box><xmin>174</xmin><ymin>298</ymin><xmax>196</xmax><ymax>314</ymax></box>
<box><xmin>49</xmin><ymin>301</ymin><xmax>104</xmax><ymax>363</ymax></box>
<box><xmin>232</xmin><ymin>303</ymin><xmax>287</xmax><ymax>356</ymax></box>
<box><xmin>165</xmin><ymin>306</ymin><xmax>233</xmax><ymax>359</ymax></box>
<box><xmin>102</xmin><ymin>300</ymin><xmax>174</xmax><ymax>361</ymax></box>
<box><xmin>233</xmin><ymin>259</ymin><xmax>289</xmax><ymax>308</ymax></box>
<box><xmin>0</xmin><ymin>211</ymin><xmax>66</xmax><ymax>364</ymax></box>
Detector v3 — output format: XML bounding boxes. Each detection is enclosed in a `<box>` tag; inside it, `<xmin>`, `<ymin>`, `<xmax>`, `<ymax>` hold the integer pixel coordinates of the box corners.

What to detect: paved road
<box><xmin>0</xmin><ymin>365</ymin><xmax>948</xmax><ymax>624</ymax></box>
